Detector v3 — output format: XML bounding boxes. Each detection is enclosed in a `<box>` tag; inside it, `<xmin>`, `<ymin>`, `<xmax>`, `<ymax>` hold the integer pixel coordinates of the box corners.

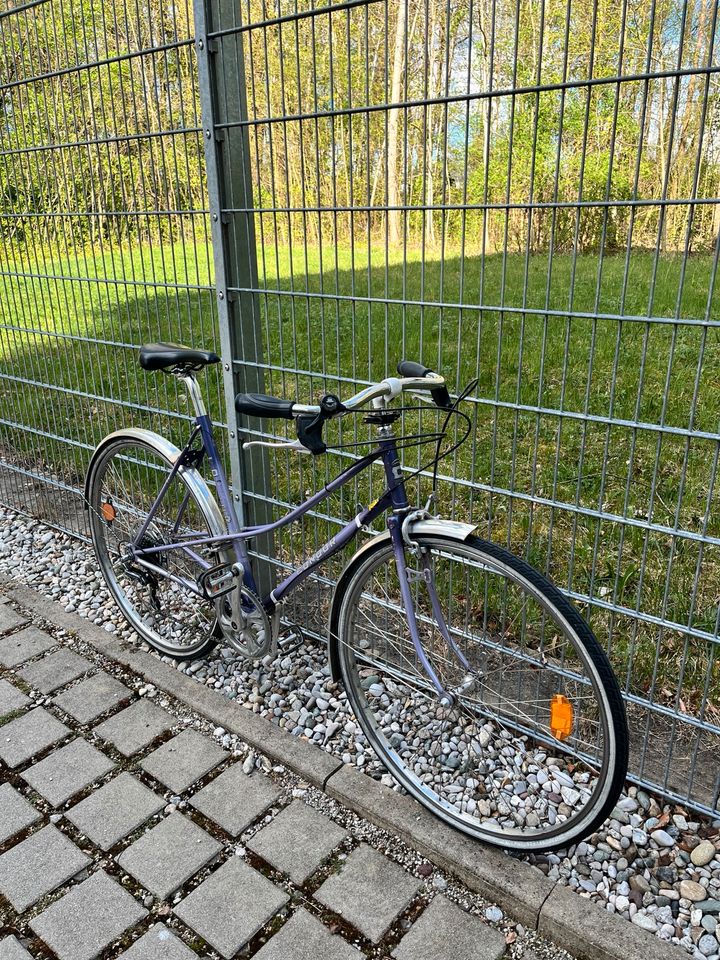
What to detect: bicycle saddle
<box><xmin>139</xmin><ymin>342</ymin><xmax>221</xmax><ymax>371</ymax></box>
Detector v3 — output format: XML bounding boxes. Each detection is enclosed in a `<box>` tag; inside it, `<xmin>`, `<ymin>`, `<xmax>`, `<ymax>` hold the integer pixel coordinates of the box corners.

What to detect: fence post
<box><xmin>193</xmin><ymin>0</ymin><xmax>274</xmax><ymax>592</ymax></box>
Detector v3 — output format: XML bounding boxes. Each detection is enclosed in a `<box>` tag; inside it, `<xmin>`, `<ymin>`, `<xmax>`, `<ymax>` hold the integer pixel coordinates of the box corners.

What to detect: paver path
<box><xmin>0</xmin><ymin>587</ymin><xmax>563</xmax><ymax>960</ymax></box>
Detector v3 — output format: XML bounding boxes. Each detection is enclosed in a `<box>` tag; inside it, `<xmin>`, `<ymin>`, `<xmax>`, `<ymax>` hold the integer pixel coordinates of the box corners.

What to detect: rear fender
<box><xmin>83</xmin><ymin>428</ymin><xmax>227</xmax><ymax>540</ymax></box>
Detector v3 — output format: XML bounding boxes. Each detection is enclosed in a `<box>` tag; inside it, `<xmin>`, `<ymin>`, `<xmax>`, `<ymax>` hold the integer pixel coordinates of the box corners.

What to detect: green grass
<box><xmin>0</xmin><ymin>239</ymin><xmax>718</xmax><ymax>716</ymax></box>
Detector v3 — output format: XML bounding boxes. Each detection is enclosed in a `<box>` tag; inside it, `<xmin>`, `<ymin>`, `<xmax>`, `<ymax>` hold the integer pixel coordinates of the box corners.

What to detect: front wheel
<box><xmin>335</xmin><ymin>532</ymin><xmax>628</xmax><ymax>852</ymax></box>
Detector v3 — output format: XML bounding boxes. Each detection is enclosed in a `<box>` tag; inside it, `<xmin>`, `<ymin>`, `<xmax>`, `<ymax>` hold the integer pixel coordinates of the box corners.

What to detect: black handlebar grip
<box><xmin>397</xmin><ymin>359</ymin><xmax>432</xmax><ymax>378</ymax></box>
<box><xmin>396</xmin><ymin>360</ymin><xmax>452</xmax><ymax>410</ymax></box>
<box><xmin>235</xmin><ymin>393</ymin><xmax>295</xmax><ymax>419</ymax></box>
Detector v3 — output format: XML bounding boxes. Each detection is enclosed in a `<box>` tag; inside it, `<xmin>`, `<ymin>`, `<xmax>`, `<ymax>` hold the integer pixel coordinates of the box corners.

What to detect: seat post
<box><xmin>178</xmin><ymin>374</ymin><xmax>207</xmax><ymax>420</ymax></box>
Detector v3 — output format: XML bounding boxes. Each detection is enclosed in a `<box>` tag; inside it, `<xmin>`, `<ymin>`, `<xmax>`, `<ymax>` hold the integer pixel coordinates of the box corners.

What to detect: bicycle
<box><xmin>85</xmin><ymin>342</ymin><xmax>629</xmax><ymax>852</ymax></box>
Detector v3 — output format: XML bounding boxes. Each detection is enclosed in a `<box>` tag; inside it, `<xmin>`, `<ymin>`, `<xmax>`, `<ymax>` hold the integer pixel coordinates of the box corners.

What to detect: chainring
<box><xmin>216</xmin><ymin>584</ymin><xmax>275</xmax><ymax>658</ymax></box>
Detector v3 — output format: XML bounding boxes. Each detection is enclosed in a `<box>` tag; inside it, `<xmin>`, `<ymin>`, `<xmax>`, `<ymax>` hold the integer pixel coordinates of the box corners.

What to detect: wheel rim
<box><xmin>89</xmin><ymin>439</ymin><xmax>221</xmax><ymax>656</ymax></box>
<box><xmin>338</xmin><ymin>536</ymin><xmax>618</xmax><ymax>848</ymax></box>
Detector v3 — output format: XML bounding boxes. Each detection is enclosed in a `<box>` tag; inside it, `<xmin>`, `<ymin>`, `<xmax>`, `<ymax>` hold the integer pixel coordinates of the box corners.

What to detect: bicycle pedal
<box><xmin>199</xmin><ymin>562</ymin><xmax>238</xmax><ymax>600</ymax></box>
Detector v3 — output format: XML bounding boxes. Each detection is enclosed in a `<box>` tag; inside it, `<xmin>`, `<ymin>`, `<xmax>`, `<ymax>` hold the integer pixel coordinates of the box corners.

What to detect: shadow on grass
<box><xmin>0</xmin><ymin>246</ymin><xmax>718</xmax><ymax>807</ymax></box>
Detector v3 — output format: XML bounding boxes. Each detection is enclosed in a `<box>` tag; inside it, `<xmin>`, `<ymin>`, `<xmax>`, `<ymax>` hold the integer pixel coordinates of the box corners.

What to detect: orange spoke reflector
<box><xmin>101</xmin><ymin>502</ymin><xmax>117</xmax><ymax>522</ymax></box>
<box><xmin>550</xmin><ymin>693</ymin><xmax>574</xmax><ymax>740</ymax></box>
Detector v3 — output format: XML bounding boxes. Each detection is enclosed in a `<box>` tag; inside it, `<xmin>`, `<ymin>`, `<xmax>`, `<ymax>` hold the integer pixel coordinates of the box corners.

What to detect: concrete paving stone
<box><xmin>30</xmin><ymin>869</ymin><xmax>147</xmax><ymax>960</ymax></box>
<box><xmin>190</xmin><ymin>763</ymin><xmax>282</xmax><ymax>837</ymax></box>
<box><xmin>174</xmin><ymin>856</ymin><xmax>289</xmax><ymax>959</ymax></box>
<box><xmin>140</xmin><ymin>728</ymin><xmax>228</xmax><ymax>793</ymax></box>
<box><xmin>52</xmin><ymin>671</ymin><xmax>132</xmax><ymax>724</ymax></box>
<box><xmin>0</xmin><ymin>936</ymin><xmax>33</xmax><ymax>960</ymax></box>
<box><xmin>22</xmin><ymin>738</ymin><xmax>116</xmax><ymax>807</ymax></box>
<box><xmin>0</xmin><ymin>678</ymin><xmax>30</xmax><ymax>717</ymax></box>
<box><xmin>117</xmin><ymin>812</ymin><xmax>222</xmax><ymax>900</ymax></box>
<box><xmin>253</xmin><ymin>908</ymin><xmax>360</xmax><ymax>960</ymax></box>
<box><xmin>314</xmin><ymin>843</ymin><xmax>422</xmax><ymax>943</ymax></box>
<box><xmin>0</xmin><ymin>823</ymin><xmax>91</xmax><ymax>912</ymax></box>
<box><xmin>0</xmin><ymin>604</ymin><xmax>28</xmax><ymax>633</ymax></box>
<box><xmin>93</xmin><ymin>699</ymin><xmax>173</xmax><ymax>757</ymax></box>
<box><xmin>0</xmin><ymin>782</ymin><xmax>41</xmax><ymax>844</ymax></box>
<box><xmin>118</xmin><ymin>923</ymin><xmax>196</xmax><ymax>959</ymax></box>
<box><xmin>0</xmin><ymin>627</ymin><xmax>55</xmax><ymax>668</ymax></box>
<box><xmin>18</xmin><ymin>648</ymin><xmax>92</xmax><ymax>694</ymax></box>
<box><xmin>247</xmin><ymin>799</ymin><xmax>347</xmax><ymax>885</ymax></box>
<box><xmin>325</xmin><ymin>764</ymin><xmax>555</xmax><ymax>930</ymax></box>
<box><xmin>66</xmin><ymin>772</ymin><xmax>164</xmax><ymax>850</ymax></box>
<box><xmin>0</xmin><ymin>708</ymin><xmax>70</xmax><ymax>769</ymax></box>
<box><xmin>391</xmin><ymin>896</ymin><xmax>506</xmax><ymax>960</ymax></box>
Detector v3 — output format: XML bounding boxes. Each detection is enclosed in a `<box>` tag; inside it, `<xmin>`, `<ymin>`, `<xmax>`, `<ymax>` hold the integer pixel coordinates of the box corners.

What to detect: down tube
<box><xmin>270</xmin><ymin>497</ymin><xmax>390</xmax><ymax>605</ymax></box>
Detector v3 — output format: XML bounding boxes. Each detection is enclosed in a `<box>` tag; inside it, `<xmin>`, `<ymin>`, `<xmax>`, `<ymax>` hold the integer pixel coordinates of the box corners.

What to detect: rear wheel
<box><xmin>335</xmin><ymin>533</ymin><xmax>628</xmax><ymax>852</ymax></box>
<box><xmin>87</xmin><ymin>436</ymin><xmax>224</xmax><ymax>659</ymax></box>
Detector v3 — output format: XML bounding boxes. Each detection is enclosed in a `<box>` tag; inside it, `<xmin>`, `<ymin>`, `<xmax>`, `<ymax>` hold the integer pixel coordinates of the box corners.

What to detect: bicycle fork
<box><xmin>379</xmin><ymin>427</ymin><xmax>476</xmax><ymax>706</ymax></box>
<box><xmin>387</xmin><ymin>515</ymin><xmax>477</xmax><ymax>707</ymax></box>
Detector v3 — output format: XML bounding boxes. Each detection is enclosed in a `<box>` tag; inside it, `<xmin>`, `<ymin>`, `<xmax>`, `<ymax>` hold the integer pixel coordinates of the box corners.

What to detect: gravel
<box><xmin>1</xmin><ymin>507</ymin><xmax>719</xmax><ymax>958</ymax></box>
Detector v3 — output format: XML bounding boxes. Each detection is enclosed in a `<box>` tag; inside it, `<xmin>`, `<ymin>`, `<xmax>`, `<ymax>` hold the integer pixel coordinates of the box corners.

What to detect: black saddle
<box><xmin>139</xmin><ymin>342</ymin><xmax>221</xmax><ymax>372</ymax></box>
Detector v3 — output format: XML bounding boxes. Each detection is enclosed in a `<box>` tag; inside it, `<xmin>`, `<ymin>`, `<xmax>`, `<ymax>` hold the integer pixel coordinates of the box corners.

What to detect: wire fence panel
<box><xmin>0</xmin><ymin>0</ymin><xmax>223</xmax><ymax>533</ymax></box>
<box><xmin>2</xmin><ymin>0</ymin><xmax>719</xmax><ymax>814</ymax></box>
<box><xmin>212</xmin><ymin>0</ymin><xmax>720</xmax><ymax>815</ymax></box>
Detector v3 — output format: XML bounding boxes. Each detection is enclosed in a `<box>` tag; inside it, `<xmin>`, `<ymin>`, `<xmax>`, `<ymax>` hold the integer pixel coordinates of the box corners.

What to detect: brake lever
<box><xmin>408</xmin><ymin>391</ymin><xmax>437</xmax><ymax>405</ymax></box>
<box><xmin>242</xmin><ymin>439</ymin><xmax>312</xmax><ymax>455</ymax></box>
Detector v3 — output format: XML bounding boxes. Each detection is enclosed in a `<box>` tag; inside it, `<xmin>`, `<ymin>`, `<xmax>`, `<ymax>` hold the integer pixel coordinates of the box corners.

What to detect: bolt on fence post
<box><xmin>193</xmin><ymin>0</ymin><xmax>275</xmax><ymax>594</ymax></box>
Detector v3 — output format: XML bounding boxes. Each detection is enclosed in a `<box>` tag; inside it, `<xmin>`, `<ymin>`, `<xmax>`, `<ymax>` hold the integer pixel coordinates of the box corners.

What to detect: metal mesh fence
<box><xmin>1</xmin><ymin>0</ymin><xmax>719</xmax><ymax>814</ymax></box>
<box><xmin>0</xmin><ymin>0</ymin><xmax>223</xmax><ymax>532</ymax></box>
<box><xmin>206</xmin><ymin>0</ymin><xmax>720</xmax><ymax>814</ymax></box>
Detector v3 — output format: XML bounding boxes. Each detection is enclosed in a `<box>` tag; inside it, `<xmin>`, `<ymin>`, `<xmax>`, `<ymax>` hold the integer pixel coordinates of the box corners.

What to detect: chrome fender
<box><xmin>83</xmin><ymin>428</ymin><xmax>227</xmax><ymax>540</ymax></box>
<box><xmin>327</xmin><ymin>518</ymin><xmax>477</xmax><ymax>680</ymax></box>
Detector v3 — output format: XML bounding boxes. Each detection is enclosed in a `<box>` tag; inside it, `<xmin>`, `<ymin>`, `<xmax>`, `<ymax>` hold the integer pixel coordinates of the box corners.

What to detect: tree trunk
<box><xmin>387</xmin><ymin>0</ymin><xmax>406</xmax><ymax>247</ymax></box>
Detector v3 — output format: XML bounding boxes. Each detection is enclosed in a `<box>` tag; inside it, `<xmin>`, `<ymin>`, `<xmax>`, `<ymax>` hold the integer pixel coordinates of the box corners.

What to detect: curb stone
<box><xmin>539</xmin><ymin>884</ymin><xmax>683</xmax><ymax>960</ymax></box>
<box><xmin>1</xmin><ymin>578</ymin><xmax>686</xmax><ymax>960</ymax></box>
<box><xmin>325</xmin><ymin>764</ymin><xmax>553</xmax><ymax>929</ymax></box>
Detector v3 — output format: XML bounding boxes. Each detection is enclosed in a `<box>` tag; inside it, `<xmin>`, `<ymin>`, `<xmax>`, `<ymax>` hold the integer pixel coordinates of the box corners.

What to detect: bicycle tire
<box><xmin>334</xmin><ymin>531</ymin><xmax>629</xmax><ymax>852</ymax></box>
<box><xmin>87</xmin><ymin>434</ymin><xmax>224</xmax><ymax>659</ymax></box>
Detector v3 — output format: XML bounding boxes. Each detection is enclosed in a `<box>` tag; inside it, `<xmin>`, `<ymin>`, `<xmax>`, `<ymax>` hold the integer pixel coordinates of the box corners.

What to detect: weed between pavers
<box><xmin>0</xmin><ymin>708</ymin><xmax>25</xmax><ymax>727</ymax></box>
<box><xmin>6</xmin><ymin>674</ymin><xmax>33</xmax><ymax>696</ymax></box>
<box><xmin>236</xmin><ymin>908</ymin><xmax>295</xmax><ymax>958</ymax></box>
<box><xmin>299</xmin><ymin>835</ymin><xmax>360</xmax><ymax>896</ymax></box>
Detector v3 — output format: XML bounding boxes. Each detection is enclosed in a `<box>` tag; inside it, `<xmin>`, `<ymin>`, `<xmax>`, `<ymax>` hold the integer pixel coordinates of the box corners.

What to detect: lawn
<box><xmin>0</xmin><ymin>239</ymin><xmax>718</xmax><ymax>733</ymax></box>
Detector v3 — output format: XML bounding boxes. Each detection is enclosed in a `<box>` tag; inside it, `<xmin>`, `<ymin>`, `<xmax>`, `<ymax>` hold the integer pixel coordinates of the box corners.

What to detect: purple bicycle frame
<box><xmin>131</xmin><ymin>411</ymin><xmax>454</xmax><ymax>698</ymax></box>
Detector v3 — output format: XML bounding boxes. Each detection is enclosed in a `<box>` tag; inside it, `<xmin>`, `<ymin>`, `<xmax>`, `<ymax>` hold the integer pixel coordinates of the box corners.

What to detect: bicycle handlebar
<box><xmin>293</xmin><ymin>366</ymin><xmax>449</xmax><ymax>419</ymax></box>
<box><xmin>240</xmin><ymin>362</ymin><xmax>453</xmax><ymax>455</ymax></box>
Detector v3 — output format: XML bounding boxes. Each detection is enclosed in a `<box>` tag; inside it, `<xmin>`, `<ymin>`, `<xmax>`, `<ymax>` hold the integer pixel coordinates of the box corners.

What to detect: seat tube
<box><xmin>180</xmin><ymin>374</ymin><xmax>239</xmax><ymax>534</ymax></box>
<box><xmin>180</xmin><ymin>374</ymin><xmax>256</xmax><ymax>590</ymax></box>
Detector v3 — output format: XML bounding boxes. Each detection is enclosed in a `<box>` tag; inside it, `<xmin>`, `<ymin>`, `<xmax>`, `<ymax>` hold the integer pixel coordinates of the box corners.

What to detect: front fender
<box><xmin>327</xmin><ymin>518</ymin><xmax>477</xmax><ymax>681</ymax></box>
<box><xmin>83</xmin><ymin>428</ymin><xmax>227</xmax><ymax>540</ymax></box>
